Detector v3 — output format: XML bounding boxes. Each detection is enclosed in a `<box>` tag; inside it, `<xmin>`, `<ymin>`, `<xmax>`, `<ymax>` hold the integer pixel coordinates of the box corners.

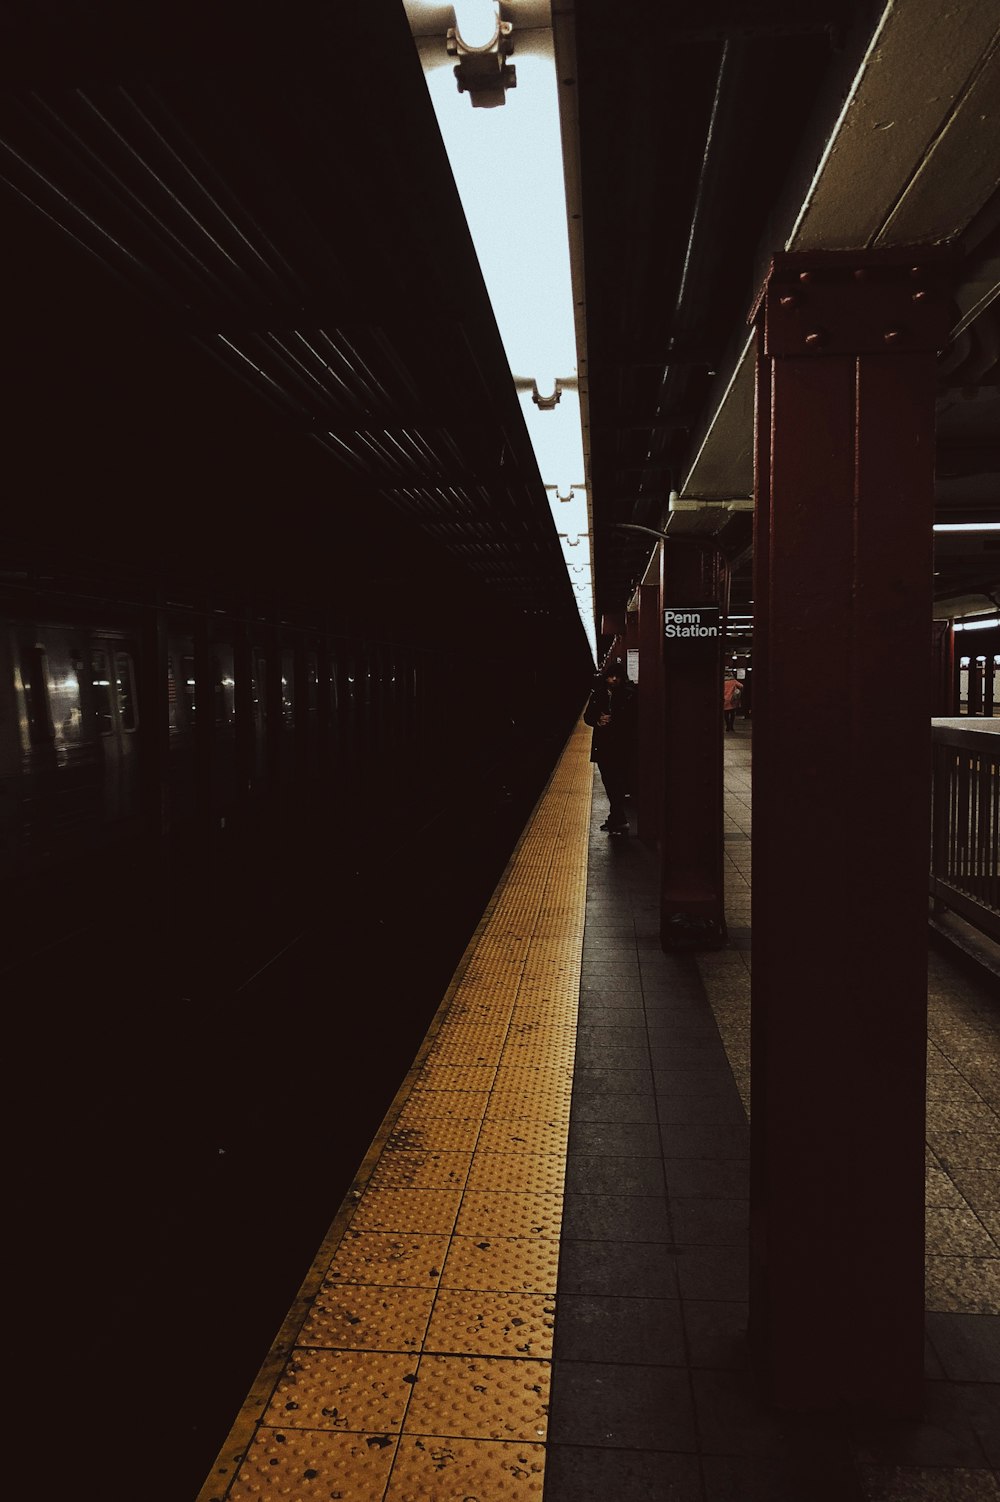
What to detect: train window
<box><xmin>328</xmin><ymin>654</ymin><xmax>339</xmax><ymax>715</ymax></box>
<box><xmin>22</xmin><ymin>645</ymin><xmax>53</xmax><ymax>744</ymax></box>
<box><xmin>181</xmin><ymin>656</ymin><xmax>197</xmax><ymax>725</ymax></box>
<box><xmin>115</xmin><ymin>652</ymin><xmax>138</xmax><ymax>730</ymax></box>
<box><xmin>249</xmin><ymin>648</ymin><xmax>264</xmax><ymax>717</ymax></box>
<box><xmin>251</xmin><ymin>652</ymin><xmax>267</xmax><ymax>787</ymax></box>
<box><xmin>50</xmin><ymin>656</ymin><xmax>85</xmax><ymax>746</ymax></box>
<box><xmin>341</xmin><ymin>653</ymin><xmax>356</xmax><ymax>712</ymax></box>
<box><xmin>253</xmin><ymin>653</ymin><xmax>267</xmax><ymax>722</ymax></box>
<box><xmin>281</xmin><ymin>649</ymin><xmax>295</xmax><ymax>726</ymax></box>
<box><xmin>167</xmin><ymin>655</ymin><xmax>179</xmax><ymax>729</ymax></box>
<box><xmin>214</xmin><ymin>645</ymin><xmax>235</xmax><ymax>728</ymax></box>
<box><xmin>91</xmin><ymin>650</ymin><xmax>114</xmax><ymax>734</ymax></box>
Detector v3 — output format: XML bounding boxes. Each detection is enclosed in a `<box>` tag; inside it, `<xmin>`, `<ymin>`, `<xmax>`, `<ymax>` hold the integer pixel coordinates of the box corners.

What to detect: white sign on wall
<box><xmin>663</xmin><ymin>607</ymin><xmax>720</xmax><ymax>640</ymax></box>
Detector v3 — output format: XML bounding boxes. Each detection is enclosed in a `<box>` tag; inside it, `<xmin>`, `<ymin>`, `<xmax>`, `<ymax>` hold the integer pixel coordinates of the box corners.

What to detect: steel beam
<box><xmin>748</xmin><ymin>247</ymin><xmax>953</xmax><ymax>1416</ymax></box>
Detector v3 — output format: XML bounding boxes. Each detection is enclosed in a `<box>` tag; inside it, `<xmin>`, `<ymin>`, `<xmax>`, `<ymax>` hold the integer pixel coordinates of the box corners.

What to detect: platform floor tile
<box><xmin>384</xmin><ymin>1116</ymin><xmax>484</xmax><ymax>1152</ymax></box>
<box><xmin>384</xmin><ymin>1436</ymin><xmax>545</xmax><ymax>1501</ymax></box>
<box><xmin>297</xmin><ymin>1284</ymin><xmax>436</xmax><ymax>1352</ymax></box>
<box><xmin>438</xmin><ymin>1235</ymin><xmax>561</xmax><ymax>1294</ymax></box>
<box><xmin>226</xmin><ymin>1428</ymin><xmax>398</xmax><ymax>1502</ymax></box>
<box><xmin>261</xmin><ymin>1348</ymin><xmax>416</xmax><ymax>1432</ymax></box>
<box><xmin>402</xmin><ymin>1354</ymin><xmax>550</xmax><ymax>1442</ymax></box>
<box><xmin>323</xmin><ymin>1232</ymin><xmax>450</xmax><ymax>1289</ymax></box>
<box><xmin>367</xmin><ymin>1149</ymin><xmax>472</xmax><ymax>1192</ymax></box>
<box><xmin>424</xmin><ymin>1288</ymin><xmax>556</xmax><ymax>1358</ymax></box>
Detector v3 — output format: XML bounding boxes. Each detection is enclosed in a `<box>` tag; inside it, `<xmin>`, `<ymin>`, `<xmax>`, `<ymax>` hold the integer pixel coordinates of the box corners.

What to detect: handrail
<box><xmin>930</xmin><ymin>719</ymin><xmax>1000</xmax><ymax>942</ymax></box>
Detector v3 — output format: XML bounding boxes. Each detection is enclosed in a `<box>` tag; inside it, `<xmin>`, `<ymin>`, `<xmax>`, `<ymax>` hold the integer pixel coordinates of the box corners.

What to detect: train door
<box><xmin>212</xmin><ymin>640</ymin><xmax>237</xmax><ymax>814</ymax></box>
<box><xmin>166</xmin><ymin>634</ymin><xmax>197</xmax><ymax>824</ymax></box>
<box><xmin>338</xmin><ymin>647</ymin><xmax>359</xmax><ymax>802</ymax></box>
<box><xmin>89</xmin><ymin>636</ymin><xmax>141</xmax><ymax>823</ymax></box>
<box><xmin>279</xmin><ymin>646</ymin><xmax>296</xmax><ymax>799</ymax></box>
<box><xmin>0</xmin><ymin>630</ymin><xmax>19</xmax><ymax>877</ymax></box>
<box><xmin>8</xmin><ymin>626</ymin><xmax>107</xmax><ymax>867</ymax></box>
<box><xmin>304</xmin><ymin>647</ymin><xmax>320</xmax><ymax>783</ymax></box>
<box><xmin>251</xmin><ymin>648</ymin><xmax>268</xmax><ymax>791</ymax></box>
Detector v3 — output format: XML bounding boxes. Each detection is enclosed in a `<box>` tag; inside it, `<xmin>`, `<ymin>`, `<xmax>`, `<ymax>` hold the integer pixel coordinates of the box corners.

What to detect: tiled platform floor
<box><xmin>546</xmin><ymin>719</ymin><xmax>998</xmax><ymax>1502</ymax></box>
<box><xmin>200</xmin><ymin>716</ymin><xmax>999</xmax><ymax>1502</ymax></box>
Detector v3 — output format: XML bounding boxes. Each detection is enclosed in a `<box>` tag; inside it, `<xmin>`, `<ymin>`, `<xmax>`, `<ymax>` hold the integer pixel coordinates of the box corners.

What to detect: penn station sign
<box><xmin>664</xmin><ymin>606</ymin><xmax>720</xmax><ymax>640</ymax></box>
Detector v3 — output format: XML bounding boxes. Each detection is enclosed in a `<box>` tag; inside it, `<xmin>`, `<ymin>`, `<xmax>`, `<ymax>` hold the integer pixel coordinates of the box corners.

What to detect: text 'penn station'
<box><xmin>663</xmin><ymin>608</ymin><xmax>721</xmax><ymax>638</ymax></box>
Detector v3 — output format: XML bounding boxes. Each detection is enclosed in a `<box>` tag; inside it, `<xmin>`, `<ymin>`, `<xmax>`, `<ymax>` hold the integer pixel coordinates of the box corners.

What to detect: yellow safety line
<box><xmin>199</xmin><ymin>719</ymin><xmax>593</xmax><ymax>1502</ymax></box>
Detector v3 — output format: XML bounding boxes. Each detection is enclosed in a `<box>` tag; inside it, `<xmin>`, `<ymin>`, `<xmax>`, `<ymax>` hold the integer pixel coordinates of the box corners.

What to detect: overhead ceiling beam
<box><xmin>679</xmin><ymin>0</ymin><xmax>1000</xmax><ymax>509</ymax></box>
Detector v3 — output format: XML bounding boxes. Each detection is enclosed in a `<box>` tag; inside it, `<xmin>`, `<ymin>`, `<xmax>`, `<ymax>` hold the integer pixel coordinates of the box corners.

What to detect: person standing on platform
<box><xmin>723</xmin><ymin>670</ymin><xmax>743</xmax><ymax>732</ymax></box>
<box><xmin>584</xmin><ymin>660</ymin><xmax>637</xmax><ymax>835</ymax></box>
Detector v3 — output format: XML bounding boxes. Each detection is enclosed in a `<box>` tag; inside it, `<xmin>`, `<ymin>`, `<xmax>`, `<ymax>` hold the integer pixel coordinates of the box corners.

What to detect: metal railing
<box><xmin>931</xmin><ymin>719</ymin><xmax>1000</xmax><ymax>942</ymax></box>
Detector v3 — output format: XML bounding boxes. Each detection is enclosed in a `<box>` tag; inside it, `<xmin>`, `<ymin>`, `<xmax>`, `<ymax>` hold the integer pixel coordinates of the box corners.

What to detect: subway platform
<box><xmin>199</xmin><ymin>719</ymin><xmax>999</xmax><ymax>1502</ymax></box>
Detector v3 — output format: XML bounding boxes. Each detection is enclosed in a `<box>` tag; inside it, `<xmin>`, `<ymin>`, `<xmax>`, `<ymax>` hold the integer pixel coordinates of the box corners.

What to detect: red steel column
<box><xmin>749</xmin><ymin>248</ymin><xmax>952</xmax><ymax>1416</ymax></box>
<box><xmin>638</xmin><ymin>579</ymin><xmax>664</xmax><ymax>847</ymax></box>
<box><xmin>931</xmin><ymin>619</ymin><xmax>955</xmax><ymax>717</ymax></box>
<box><xmin>659</xmin><ymin>538</ymin><xmax>727</xmax><ymax>949</ymax></box>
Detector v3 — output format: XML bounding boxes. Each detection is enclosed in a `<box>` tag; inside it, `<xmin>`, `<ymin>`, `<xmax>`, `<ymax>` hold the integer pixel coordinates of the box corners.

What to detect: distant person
<box><xmin>584</xmin><ymin>660</ymin><xmax>637</xmax><ymax>834</ymax></box>
<box><xmin>723</xmin><ymin>671</ymin><xmax>743</xmax><ymax>732</ymax></box>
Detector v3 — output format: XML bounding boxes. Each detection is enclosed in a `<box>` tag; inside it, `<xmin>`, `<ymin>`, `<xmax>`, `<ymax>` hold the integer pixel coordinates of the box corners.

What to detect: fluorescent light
<box><xmin>453</xmin><ymin>0</ymin><xmax>499</xmax><ymax>50</ymax></box>
<box><xmin>933</xmin><ymin>522</ymin><xmax>1000</xmax><ymax>532</ymax></box>
<box><xmin>954</xmin><ymin>617</ymin><xmax>1000</xmax><ymax>631</ymax></box>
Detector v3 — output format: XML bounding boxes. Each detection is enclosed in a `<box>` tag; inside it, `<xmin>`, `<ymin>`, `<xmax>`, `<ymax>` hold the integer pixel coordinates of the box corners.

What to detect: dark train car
<box><xmin>0</xmin><ymin>615</ymin><xmax>142</xmax><ymax>879</ymax></box>
<box><xmin>0</xmin><ymin>575</ymin><xmax>582</xmax><ymax>969</ymax></box>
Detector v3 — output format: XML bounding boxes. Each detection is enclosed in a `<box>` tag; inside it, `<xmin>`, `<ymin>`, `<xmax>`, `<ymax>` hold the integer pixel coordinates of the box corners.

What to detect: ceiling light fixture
<box><xmin>933</xmin><ymin>522</ymin><xmax>1000</xmax><ymax>532</ymax></box>
<box><xmin>531</xmin><ymin>377</ymin><xmax>562</xmax><ymax>409</ymax></box>
<box><xmin>448</xmin><ymin>1</ymin><xmax>515</xmax><ymax>107</ymax></box>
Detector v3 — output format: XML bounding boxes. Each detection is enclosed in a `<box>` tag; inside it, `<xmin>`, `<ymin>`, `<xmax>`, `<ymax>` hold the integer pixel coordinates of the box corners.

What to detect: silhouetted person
<box><xmin>723</xmin><ymin>671</ymin><xmax>743</xmax><ymax>732</ymax></box>
<box><xmin>584</xmin><ymin>660</ymin><xmax>637</xmax><ymax>834</ymax></box>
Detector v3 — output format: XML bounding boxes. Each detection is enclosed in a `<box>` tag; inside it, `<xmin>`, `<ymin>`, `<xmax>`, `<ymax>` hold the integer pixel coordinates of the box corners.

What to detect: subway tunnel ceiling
<box><xmin>2</xmin><ymin>0</ymin><xmax>998</xmax><ymax>644</ymax></box>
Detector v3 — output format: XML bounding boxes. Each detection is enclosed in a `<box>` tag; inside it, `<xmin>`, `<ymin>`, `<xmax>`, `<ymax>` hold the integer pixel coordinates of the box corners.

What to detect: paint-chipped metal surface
<box><xmin>200</xmin><ymin>721</ymin><xmax>592</xmax><ymax>1500</ymax></box>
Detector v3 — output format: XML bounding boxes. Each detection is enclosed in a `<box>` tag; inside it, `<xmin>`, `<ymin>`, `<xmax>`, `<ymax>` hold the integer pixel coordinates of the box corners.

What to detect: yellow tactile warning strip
<box><xmin>199</xmin><ymin>720</ymin><xmax>593</xmax><ymax>1502</ymax></box>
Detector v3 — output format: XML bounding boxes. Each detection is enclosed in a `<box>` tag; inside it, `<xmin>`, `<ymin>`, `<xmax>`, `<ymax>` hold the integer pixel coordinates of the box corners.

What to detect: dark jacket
<box><xmin>584</xmin><ymin>676</ymin><xmax>637</xmax><ymax>766</ymax></box>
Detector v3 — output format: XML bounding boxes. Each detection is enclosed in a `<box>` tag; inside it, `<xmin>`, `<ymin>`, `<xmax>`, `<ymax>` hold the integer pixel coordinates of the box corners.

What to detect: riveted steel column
<box><xmin>638</xmin><ymin>579</ymin><xmax>663</xmax><ymax>847</ymax></box>
<box><xmin>749</xmin><ymin>248</ymin><xmax>952</xmax><ymax>1416</ymax></box>
<box><xmin>659</xmin><ymin>538</ymin><xmax>727</xmax><ymax>949</ymax></box>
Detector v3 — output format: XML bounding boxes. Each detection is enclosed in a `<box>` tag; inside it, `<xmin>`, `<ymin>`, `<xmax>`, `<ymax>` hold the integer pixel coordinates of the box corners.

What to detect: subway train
<box><xmin>0</xmin><ymin>578</ymin><xmax>581</xmax><ymax>950</ymax></box>
<box><xmin>1</xmin><ymin>593</ymin><xmax>435</xmax><ymax>881</ymax></box>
